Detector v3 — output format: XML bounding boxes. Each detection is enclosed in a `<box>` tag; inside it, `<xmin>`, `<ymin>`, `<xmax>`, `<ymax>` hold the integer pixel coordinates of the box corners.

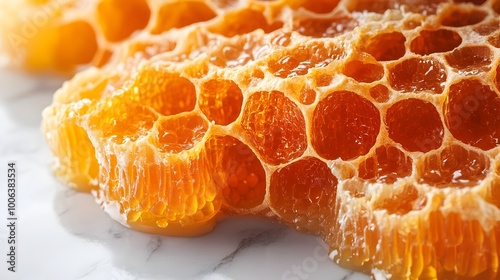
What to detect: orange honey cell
<box><xmin>97</xmin><ymin>0</ymin><xmax>151</xmax><ymax>42</ymax></box>
<box><xmin>410</xmin><ymin>29</ymin><xmax>463</xmax><ymax>55</ymax></box>
<box><xmin>385</xmin><ymin>98</ymin><xmax>444</xmax><ymax>153</ymax></box>
<box><xmin>270</xmin><ymin>157</ymin><xmax>337</xmax><ymax>233</ymax></box>
<box><xmin>205</xmin><ymin>135</ymin><xmax>266</xmax><ymax>211</ymax></box>
<box><xmin>312</xmin><ymin>90</ymin><xmax>380</xmax><ymax>160</ymax></box>
<box><xmin>444</xmin><ymin>79</ymin><xmax>500</xmax><ymax>150</ymax></box>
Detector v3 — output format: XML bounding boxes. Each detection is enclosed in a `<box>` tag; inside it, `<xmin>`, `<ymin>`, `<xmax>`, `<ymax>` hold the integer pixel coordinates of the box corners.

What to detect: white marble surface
<box><xmin>0</xmin><ymin>68</ymin><xmax>370</xmax><ymax>280</ymax></box>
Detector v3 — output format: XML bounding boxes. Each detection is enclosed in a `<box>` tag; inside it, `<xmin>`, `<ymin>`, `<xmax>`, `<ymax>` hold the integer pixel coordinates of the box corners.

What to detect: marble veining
<box><xmin>0</xmin><ymin>69</ymin><xmax>370</xmax><ymax>280</ymax></box>
<box><xmin>212</xmin><ymin>228</ymin><xmax>287</xmax><ymax>272</ymax></box>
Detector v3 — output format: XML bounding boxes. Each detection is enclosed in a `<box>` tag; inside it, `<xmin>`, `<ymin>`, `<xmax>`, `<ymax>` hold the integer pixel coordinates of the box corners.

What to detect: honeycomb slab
<box><xmin>10</xmin><ymin>0</ymin><xmax>500</xmax><ymax>278</ymax></box>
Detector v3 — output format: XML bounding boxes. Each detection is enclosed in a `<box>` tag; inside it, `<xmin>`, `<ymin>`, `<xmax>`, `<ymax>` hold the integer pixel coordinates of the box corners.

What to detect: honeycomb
<box><xmin>10</xmin><ymin>0</ymin><xmax>499</xmax><ymax>278</ymax></box>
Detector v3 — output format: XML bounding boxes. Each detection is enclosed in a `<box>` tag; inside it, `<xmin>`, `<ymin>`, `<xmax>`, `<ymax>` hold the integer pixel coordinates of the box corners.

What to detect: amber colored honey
<box><xmin>5</xmin><ymin>0</ymin><xmax>497</xmax><ymax>278</ymax></box>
